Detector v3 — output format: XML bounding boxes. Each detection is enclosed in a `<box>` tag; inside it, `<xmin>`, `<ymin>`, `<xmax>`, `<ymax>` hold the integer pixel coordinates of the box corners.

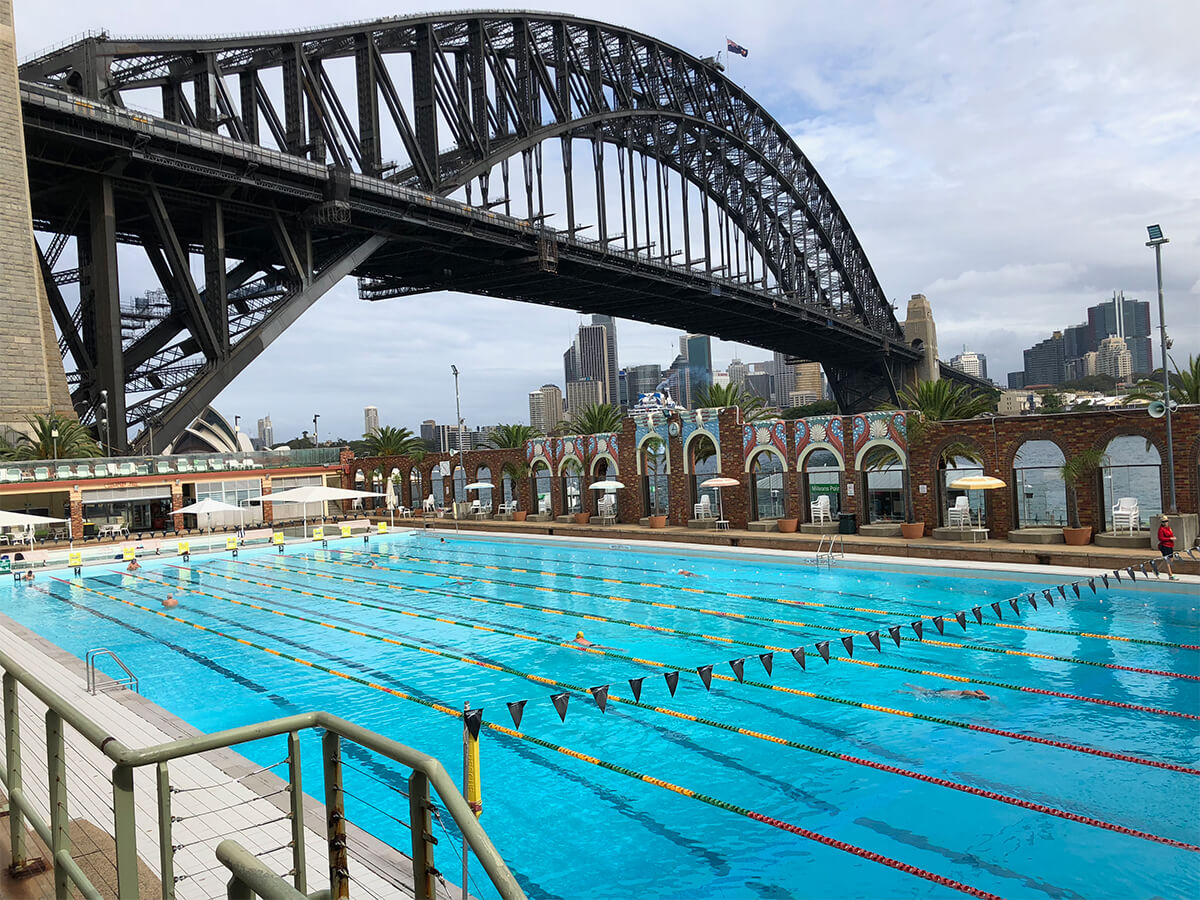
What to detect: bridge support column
<box><xmin>81</xmin><ymin>175</ymin><xmax>126</xmax><ymax>452</ymax></box>
<box><xmin>903</xmin><ymin>292</ymin><xmax>940</xmax><ymax>387</ymax></box>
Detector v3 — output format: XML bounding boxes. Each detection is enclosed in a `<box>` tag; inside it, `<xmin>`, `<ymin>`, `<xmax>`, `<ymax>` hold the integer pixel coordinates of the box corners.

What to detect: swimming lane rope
<box><xmin>142</xmin><ymin>565</ymin><xmax>1197</xmax><ymax>775</ymax></box>
<box><xmin>48</xmin><ymin>577</ymin><xmax>1007</xmax><ymax>898</ymax></box>
<box><xmin>58</xmin><ymin>575</ymin><xmax>1199</xmax><ymax>856</ymax></box>
<box><xmin>236</xmin><ymin>557</ymin><xmax>1197</xmax><ymax>722</ymax></box>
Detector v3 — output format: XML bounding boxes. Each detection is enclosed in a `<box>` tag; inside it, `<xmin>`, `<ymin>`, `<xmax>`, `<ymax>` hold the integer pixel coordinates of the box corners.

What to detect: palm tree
<box><xmin>1172</xmin><ymin>354</ymin><xmax>1200</xmax><ymax>404</ymax></box>
<box><xmin>12</xmin><ymin>412</ymin><xmax>102</xmax><ymax>460</ymax></box>
<box><xmin>483</xmin><ymin>423</ymin><xmax>541</xmax><ymax>449</ymax></box>
<box><xmin>693</xmin><ymin>383</ymin><xmax>771</xmax><ymax>421</ymax></box>
<box><xmin>1060</xmin><ymin>447</ymin><xmax>1105</xmax><ymax>530</ymax></box>
<box><xmin>567</xmin><ymin>403</ymin><xmax>624</xmax><ymax>435</ymax></box>
<box><xmin>360</xmin><ymin>425</ymin><xmax>423</xmax><ymax>457</ymax></box>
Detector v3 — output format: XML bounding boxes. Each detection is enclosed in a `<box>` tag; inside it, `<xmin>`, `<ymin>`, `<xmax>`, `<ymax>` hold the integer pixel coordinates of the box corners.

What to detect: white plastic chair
<box><xmin>947</xmin><ymin>496</ymin><xmax>971</xmax><ymax>528</ymax></box>
<box><xmin>693</xmin><ymin>495</ymin><xmax>714</xmax><ymax>519</ymax></box>
<box><xmin>1111</xmin><ymin>497</ymin><xmax>1139</xmax><ymax>534</ymax></box>
<box><xmin>423</xmin><ymin>494</ymin><xmax>436</xmax><ymax>513</ymax></box>
<box><xmin>810</xmin><ymin>494</ymin><xmax>832</xmax><ymax>524</ymax></box>
<box><xmin>538</xmin><ymin>495</ymin><xmax>551</xmax><ymax>515</ymax></box>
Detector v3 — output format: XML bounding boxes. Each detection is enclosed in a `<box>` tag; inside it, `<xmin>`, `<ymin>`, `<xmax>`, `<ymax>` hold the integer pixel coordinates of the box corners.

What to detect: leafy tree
<box><xmin>566</xmin><ymin>403</ymin><xmax>624</xmax><ymax>435</ymax></box>
<box><xmin>483</xmin><ymin>423</ymin><xmax>542</xmax><ymax>449</ymax></box>
<box><xmin>8</xmin><ymin>412</ymin><xmax>102</xmax><ymax>460</ymax></box>
<box><xmin>1062</xmin><ymin>374</ymin><xmax>1117</xmax><ymax>393</ymax></box>
<box><xmin>1039</xmin><ymin>392</ymin><xmax>1065</xmax><ymax>413</ymax></box>
<box><xmin>642</xmin><ymin>435</ymin><xmax>668</xmax><ymax>515</ymax></box>
<box><xmin>693</xmin><ymin>383</ymin><xmax>771</xmax><ymax>421</ymax></box>
<box><xmin>360</xmin><ymin>426</ymin><xmax>424</xmax><ymax>457</ymax></box>
<box><xmin>781</xmin><ymin>399</ymin><xmax>839</xmax><ymax>419</ymax></box>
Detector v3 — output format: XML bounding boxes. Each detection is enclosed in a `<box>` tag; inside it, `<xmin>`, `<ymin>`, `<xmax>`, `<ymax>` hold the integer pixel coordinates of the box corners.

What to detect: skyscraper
<box><xmin>790</xmin><ymin>361</ymin><xmax>824</xmax><ymax>405</ymax></box>
<box><xmin>680</xmin><ymin>334</ymin><xmax>713</xmax><ymax>406</ymax></box>
<box><xmin>1022</xmin><ymin>332</ymin><xmax>1066</xmax><ymax>386</ymax></box>
<box><xmin>1087</xmin><ymin>291</ymin><xmax>1151</xmax><ymax>375</ymax></box>
<box><xmin>256</xmin><ymin>415</ymin><xmax>274</xmax><ymax>447</ymax></box>
<box><xmin>566</xmin><ymin>379</ymin><xmax>604</xmax><ymax>418</ymax></box>
<box><xmin>948</xmin><ymin>350</ymin><xmax>988</xmax><ymax>380</ymax></box>
<box><xmin>771</xmin><ymin>352</ymin><xmax>796</xmax><ymax>407</ymax></box>
<box><xmin>727</xmin><ymin>358</ymin><xmax>748</xmax><ymax>389</ymax></box>
<box><xmin>363</xmin><ymin>406</ymin><xmax>380</xmax><ymax>436</ymax></box>
<box><xmin>591</xmin><ymin>315</ymin><xmax>621</xmax><ymax>408</ymax></box>
<box><xmin>563</xmin><ymin>321</ymin><xmax>614</xmax><ymax>406</ymax></box>
<box><xmin>1096</xmin><ymin>336</ymin><xmax>1133</xmax><ymax>381</ymax></box>
<box><xmin>528</xmin><ymin>384</ymin><xmax>563</xmax><ymax>434</ymax></box>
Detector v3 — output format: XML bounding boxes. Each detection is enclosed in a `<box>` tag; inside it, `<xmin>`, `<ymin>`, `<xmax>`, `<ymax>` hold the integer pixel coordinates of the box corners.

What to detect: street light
<box><xmin>312</xmin><ymin>414</ymin><xmax>320</xmax><ymax>447</ymax></box>
<box><xmin>451</xmin><ymin>365</ymin><xmax>465</xmax><ymax>528</ymax></box>
<box><xmin>51</xmin><ymin>427</ymin><xmax>59</xmax><ymax>460</ymax></box>
<box><xmin>1146</xmin><ymin>224</ymin><xmax>1175</xmax><ymax>513</ymax></box>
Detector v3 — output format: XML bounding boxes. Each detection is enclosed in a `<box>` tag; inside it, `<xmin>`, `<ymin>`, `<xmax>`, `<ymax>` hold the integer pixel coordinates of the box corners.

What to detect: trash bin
<box><xmin>838</xmin><ymin>512</ymin><xmax>857</xmax><ymax>534</ymax></box>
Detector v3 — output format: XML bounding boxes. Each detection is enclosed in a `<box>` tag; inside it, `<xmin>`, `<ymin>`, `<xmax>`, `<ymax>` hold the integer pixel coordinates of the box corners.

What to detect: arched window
<box><xmin>861</xmin><ymin>445</ymin><xmax>904</xmax><ymax>524</ymax></box>
<box><xmin>689</xmin><ymin>434</ymin><xmax>720</xmax><ymax>519</ymax></box>
<box><xmin>409</xmin><ymin>468</ymin><xmax>422</xmax><ymax>508</ymax></box>
<box><xmin>475</xmin><ymin>465</ymin><xmax>492</xmax><ymax>508</ymax></box>
<box><xmin>802</xmin><ymin>449</ymin><xmax>841</xmax><ymax>521</ymax></box>
<box><xmin>1012</xmin><ymin>441</ymin><xmax>1066</xmax><ymax>527</ymax></box>
<box><xmin>562</xmin><ymin>459</ymin><xmax>583</xmax><ymax>514</ymax></box>
<box><xmin>452</xmin><ymin>465</ymin><xmax>467</xmax><ymax>504</ymax></box>
<box><xmin>640</xmin><ymin>437</ymin><xmax>669</xmax><ymax>516</ymax></box>
<box><xmin>941</xmin><ymin>455</ymin><xmax>983</xmax><ymax>527</ymax></box>
<box><xmin>749</xmin><ymin>450</ymin><xmax>785</xmax><ymax>521</ymax></box>
<box><xmin>429</xmin><ymin>466</ymin><xmax>444</xmax><ymax>509</ymax></box>
<box><xmin>1101</xmin><ymin>436</ymin><xmax>1162</xmax><ymax>530</ymax></box>
<box><xmin>531</xmin><ymin>461</ymin><xmax>552</xmax><ymax>516</ymax></box>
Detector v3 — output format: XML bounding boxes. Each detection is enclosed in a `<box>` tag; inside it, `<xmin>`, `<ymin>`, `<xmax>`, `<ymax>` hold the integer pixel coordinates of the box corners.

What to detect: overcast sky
<box><xmin>17</xmin><ymin>0</ymin><xmax>1199</xmax><ymax>441</ymax></box>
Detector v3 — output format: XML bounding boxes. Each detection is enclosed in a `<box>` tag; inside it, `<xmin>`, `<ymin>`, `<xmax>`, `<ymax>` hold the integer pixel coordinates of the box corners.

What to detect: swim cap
<box><xmin>576</xmin><ymin>631</ymin><xmax>585</xmax><ymax>639</ymax></box>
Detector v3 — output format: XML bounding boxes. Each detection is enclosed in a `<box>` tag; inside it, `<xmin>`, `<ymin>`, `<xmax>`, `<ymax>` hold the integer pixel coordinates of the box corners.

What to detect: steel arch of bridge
<box><xmin>21</xmin><ymin>12</ymin><xmax>927</xmax><ymax>450</ymax></box>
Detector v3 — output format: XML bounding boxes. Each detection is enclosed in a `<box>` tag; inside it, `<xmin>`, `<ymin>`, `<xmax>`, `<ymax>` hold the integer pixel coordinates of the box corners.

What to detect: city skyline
<box><xmin>19</xmin><ymin>0</ymin><xmax>1196</xmax><ymax>440</ymax></box>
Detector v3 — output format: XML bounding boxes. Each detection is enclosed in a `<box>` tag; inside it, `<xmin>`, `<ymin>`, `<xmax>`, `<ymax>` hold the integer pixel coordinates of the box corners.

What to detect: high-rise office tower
<box><xmin>566</xmin><ymin>379</ymin><xmax>604</xmax><ymax>418</ymax></box>
<box><xmin>363</xmin><ymin>406</ymin><xmax>380</xmax><ymax>436</ymax></box>
<box><xmin>1096</xmin><ymin>336</ymin><xmax>1133</xmax><ymax>381</ymax></box>
<box><xmin>257</xmin><ymin>416</ymin><xmax>274</xmax><ymax>447</ymax></box>
<box><xmin>948</xmin><ymin>350</ymin><xmax>988</xmax><ymax>380</ymax></box>
<box><xmin>563</xmin><ymin>321</ymin><xmax>613</xmax><ymax>405</ymax></box>
<box><xmin>1088</xmin><ymin>291</ymin><xmax>1151</xmax><ymax>375</ymax></box>
<box><xmin>528</xmin><ymin>384</ymin><xmax>563</xmax><ymax>434</ymax></box>
<box><xmin>789</xmin><ymin>361</ymin><xmax>823</xmax><ymax>405</ymax></box>
<box><xmin>771</xmin><ymin>352</ymin><xmax>796</xmax><ymax>407</ymax></box>
<box><xmin>591</xmin><ymin>315</ymin><xmax>621</xmax><ymax>408</ymax></box>
<box><xmin>1022</xmin><ymin>332</ymin><xmax>1066</xmax><ymax>386</ymax></box>
<box><xmin>626</xmin><ymin>364</ymin><xmax>664</xmax><ymax>401</ymax></box>
<box><xmin>681</xmin><ymin>334</ymin><xmax>713</xmax><ymax>405</ymax></box>
<box><xmin>726</xmin><ymin>358</ymin><xmax>748</xmax><ymax>388</ymax></box>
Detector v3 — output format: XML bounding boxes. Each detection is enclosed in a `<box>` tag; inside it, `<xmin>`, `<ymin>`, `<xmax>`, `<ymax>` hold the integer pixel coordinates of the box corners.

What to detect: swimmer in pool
<box><xmin>126</xmin><ymin>559</ymin><xmax>141</xmax><ymax>571</ymax></box>
<box><xmin>903</xmin><ymin>683</ymin><xmax>989</xmax><ymax>701</ymax></box>
<box><xmin>677</xmin><ymin>569</ymin><xmax>704</xmax><ymax>578</ymax></box>
<box><xmin>572</xmin><ymin>630</ymin><xmax>619</xmax><ymax>650</ymax></box>
<box><xmin>162</xmin><ymin>593</ymin><xmax>178</xmax><ymax>608</ymax></box>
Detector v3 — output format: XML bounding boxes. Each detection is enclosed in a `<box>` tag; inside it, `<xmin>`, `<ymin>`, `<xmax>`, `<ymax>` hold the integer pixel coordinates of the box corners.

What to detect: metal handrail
<box><xmin>0</xmin><ymin>645</ymin><xmax>526</xmax><ymax>900</ymax></box>
<box><xmin>84</xmin><ymin>648</ymin><xmax>139</xmax><ymax>695</ymax></box>
<box><xmin>216</xmin><ymin>840</ymin><xmax>309</xmax><ymax>900</ymax></box>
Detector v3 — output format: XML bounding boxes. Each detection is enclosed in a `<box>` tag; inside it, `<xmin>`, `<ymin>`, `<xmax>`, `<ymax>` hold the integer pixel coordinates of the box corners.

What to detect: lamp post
<box><xmin>451</xmin><ymin>365</ymin><xmax>466</xmax><ymax>528</ymax></box>
<box><xmin>234</xmin><ymin>415</ymin><xmax>241</xmax><ymax>449</ymax></box>
<box><xmin>312</xmin><ymin>414</ymin><xmax>320</xmax><ymax>447</ymax></box>
<box><xmin>1146</xmin><ymin>224</ymin><xmax>1175</xmax><ymax>513</ymax></box>
<box><xmin>51</xmin><ymin>427</ymin><xmax>59</xmax><ymax>460</ymax></box>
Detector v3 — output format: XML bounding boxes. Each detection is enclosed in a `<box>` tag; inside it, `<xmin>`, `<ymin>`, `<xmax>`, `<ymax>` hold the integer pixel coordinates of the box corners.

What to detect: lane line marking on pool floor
<box><xmin>48</xmin><ymin>576</ymin><xmax>1012</xmax><ymax>899</ymax></box>
<box><xmin>235</xmin><ymin>556</ymin><xmax>1197</xmax><ymax>722</ymax></box>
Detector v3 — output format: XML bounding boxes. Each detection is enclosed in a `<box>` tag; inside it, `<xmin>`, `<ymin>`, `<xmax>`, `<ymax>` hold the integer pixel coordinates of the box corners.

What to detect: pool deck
<box><xmin>406</xmin><ymin>517</ymin><xmax>1200</xmax><ymax>576</ymax></box>
<box><xmin>0</xmin><ymin>611</ymin><xmax>453</xmax><ymax>900</ymax></box>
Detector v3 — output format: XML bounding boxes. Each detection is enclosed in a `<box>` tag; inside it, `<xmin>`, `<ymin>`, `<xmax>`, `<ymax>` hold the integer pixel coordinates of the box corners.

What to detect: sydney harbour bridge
<box><xmin>18</xmin><ymin>12</ymin><xmax>978</xmax><ymax>451</ymax></box>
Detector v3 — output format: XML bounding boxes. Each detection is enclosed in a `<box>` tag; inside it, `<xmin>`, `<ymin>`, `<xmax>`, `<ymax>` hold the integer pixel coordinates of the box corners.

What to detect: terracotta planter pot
<box><xmin>574</xmin><ymin>512</ymin><xmax>591</xmax><ymax>525</ymax></box>
<box><xmin>776</xmin><ymin>518</ymin><xmax>799</xmax><ymax>533</ymax></box>
<box><xmin>512</xmin><ymin>511</ymin><xmax>528</xmax><ymax>522</ymax></box>
<box><xmin>900</xmin><ymin>522</ymin><xmax>926</xmax><ymax>539</ymax></box>
<box><xmin>1062</xmin><ymin>526</ymin><xmax>1093</xmax><ymax>545</ymax></box>
<box><xmin>648</xmin><ymin>515</ymin><xmax>668</xmax><ymax>529</ymax></box>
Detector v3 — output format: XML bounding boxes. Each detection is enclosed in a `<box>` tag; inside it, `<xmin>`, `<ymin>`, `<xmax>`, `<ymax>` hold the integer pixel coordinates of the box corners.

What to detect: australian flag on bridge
<box><xmin>726</xmin><ymin>38</ymin><xmax>749</xmax><ymax>58</ymax></box>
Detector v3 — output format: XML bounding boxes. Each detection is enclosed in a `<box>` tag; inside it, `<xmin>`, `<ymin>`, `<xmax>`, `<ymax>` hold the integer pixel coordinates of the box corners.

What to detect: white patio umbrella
<box><xmin>588</xmin><ymin>480</ymin><xmax>626</xmax><ymax>490</ymax></box>
<box><xmin>175</xmin><ymin>497</ymin><xmax>245</xmax><ymax>533</ymax></box>
<box><xmin>0</xmin><ymin>509</ymin><xmax>69</xmax><ymax>553</ymax></box>
<box><xmin>385</xmin><ymin>478</ymin><xmax>398</xmax><ymax>510</ymax></box>
<box><xmin>263</xmin><ymin>485</ymin><xmax>384</xmax><ymax>538</ymax></box>
<box><xmin>948</xmin><ymin>475</ymin><xmax>1007</xmax><ymax>529</ymax></box>
<box><xmin>700</xmin><ymin>476</ymin><xmax>741</xmax><ymax>523</ymax></box>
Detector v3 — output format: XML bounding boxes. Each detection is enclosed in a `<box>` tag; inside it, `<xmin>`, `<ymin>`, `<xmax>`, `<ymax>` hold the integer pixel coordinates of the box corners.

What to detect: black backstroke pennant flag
<box><xmin>1113</xmin><ymin>569</ymin><xmax>1122</xmax><ymax>583</ymax></box>
<box><xmin>1088</xmin><ymin>578</ymin><xmax>1096</xmax><ymax>594</ymax></box>
<box><xmin>464</xmin><ymin>708</ymin><xmax>484</xmax><ymax>738</ymax></box>
<box><xmin>888</xmin><ymin>624</ymin><xmax>902</xmax><ymax>647</ymax></box>
<box><xmin>759</xmin><ymin>652</ymin><xmax>774</xmax><ymax>676</ymax></box>
<box><xmin>955</xmin><ymin>611</ymin><xmax>968</xmax><ymax>631</ymax></box>
<box><xmin>1057</xmin><ymin>585</ymin><xmax>1067</xmax><ymax>599</ymax></box>
<box><xmin>664</xmin><ymin>671</ymin><xmax>680</xmax><ymax>696</ymax></box>
<box><xmin>1101</xmin><ymin>574</ymin><xmax>1109</xmax><ymax>588</ymax></box>
<box><xmin>1150</xmin><ymin>559</ymin><xmax>1160</xmax><ymax>576</ymax></box>
<box><xmin>697</xmin><ymin>664</ymin><xmax>714</xmax><ymax>690</ymax></box>
<box><xmin>867</xmin><ymin>630</ymin><xmax>882</xmax><ymax>652</ymax></box>
<box><xmin>729</xmin><ymin>658</ymin><xmax>746</xmax><ymax>683</ymax></box>
<box><xmin>1009</xmin><ymin>597</ymin><xmax>1021</xmax><ymax>614</ymax></box>
<box><xmin>551</xmin><ymin>692</ymin><xmax>570</xmax><ymax>722</ymax></box>
<box><xmin>932</xmin><ymin>615</ymin><xmax>945</xmax><ymax>635</ymax></box>
<box><xmin>507</xmin><ymin>700</ymin><xmax>527</xmax><ymax>729</ymax></box>
<box><xmin>840</xmin><ymin>635</ymin><xmax>854</xmax><ymax>657</ymax></box>
<box><xmin>628</xmin><ymin>677</ymin><xmax>645</xmax><ymax>703</ymax></box>
<box><xmin>991</xmin><ymin>601</ymin><xmax>1003</xmax><ymax>620</ymax></box>
<box><xmin>1071</xmin><ymin>582</ymin><xmax>1081</xmax><ymax>598</ymax></box>
<box><xmin>1028</xmin><ymin>593</ymin><xmax>1038</xmax><ymax>611</ymax></box>
<box><xmin>1126</xmin><ymin>567</ymin><xmax>1136</xmax><ymax>581</ymax></box>
<box><xmin>911</xmin><ymin>620</ymin><xmax>924</xmax><ymax>641</ymax></box>
<box><xmin>1043</xmin><ymin>589</ymin><xmax>1053</xmax><ymax>605</ymax></box>
<box><xmin>971</xmin><ymin>606</ymin><xmax>983</xmax><ymax>625</ymax></box>
<box><xmin>790</xmin><ymin>647</ymin><xmax>807</xmax><ymax>670</ymax></box>
<box><xmin>589</xmin><ymin>685</ymin><xmax>609</xmax><ymax>713</ymax></box>
<box><xmin>816</xmin><ymin>640</ymin><xmax>831</xmax><ymax>663</ymax></box>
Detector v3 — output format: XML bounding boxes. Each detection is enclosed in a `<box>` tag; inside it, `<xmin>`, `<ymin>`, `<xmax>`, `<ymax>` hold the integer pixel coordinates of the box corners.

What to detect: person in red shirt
<box><xmin>1157</xmin><ymin>515</ymin><xmax>1178</xmax><ymax>580</ymax></box>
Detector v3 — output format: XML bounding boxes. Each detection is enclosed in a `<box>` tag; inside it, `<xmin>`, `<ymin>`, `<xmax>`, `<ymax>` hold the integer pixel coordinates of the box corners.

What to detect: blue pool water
<box><xmin>3</xmin><ymin>532</ymin><xmax>1198</xmax><ymax>899</ymax></box>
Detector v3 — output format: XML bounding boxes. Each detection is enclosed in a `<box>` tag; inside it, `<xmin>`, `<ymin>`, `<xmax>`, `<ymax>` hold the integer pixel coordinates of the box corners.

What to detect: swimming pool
<box><xmin>5</xmin><ymin>532</ymin><xmax>1197</xmax><ymax>899</ymax></box>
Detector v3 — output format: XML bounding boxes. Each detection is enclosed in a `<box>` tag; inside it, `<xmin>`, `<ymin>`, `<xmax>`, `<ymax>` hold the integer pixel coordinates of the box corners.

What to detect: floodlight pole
<box><xmin>1146</xmin><ymin>226</ymin><xmax>1175</xmax><ymax>512</ymax></box>
<box><xmin>452</xmin><ymin>365</ymin><xmax>464</xmax><ymax>532</ymax></box>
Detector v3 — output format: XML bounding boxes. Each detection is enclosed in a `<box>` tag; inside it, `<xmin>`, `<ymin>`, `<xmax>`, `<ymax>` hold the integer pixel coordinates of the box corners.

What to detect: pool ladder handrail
<box><xmin>814</xmin><ymin>535</ymin><xmax>845</xmax><ymax>566</ymax></box>
<box><xmin>85</xmin><ymin>648</ymin><xmax>139</xmax><ymax>695</ymax></box>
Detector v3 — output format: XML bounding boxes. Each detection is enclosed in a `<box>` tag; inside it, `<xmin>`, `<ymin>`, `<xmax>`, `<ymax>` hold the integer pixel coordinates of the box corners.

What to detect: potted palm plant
<box><xmin>1060</xmin><ymin>448</ymin><xmax>1104</xmax><ymax>545</ymax></box>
